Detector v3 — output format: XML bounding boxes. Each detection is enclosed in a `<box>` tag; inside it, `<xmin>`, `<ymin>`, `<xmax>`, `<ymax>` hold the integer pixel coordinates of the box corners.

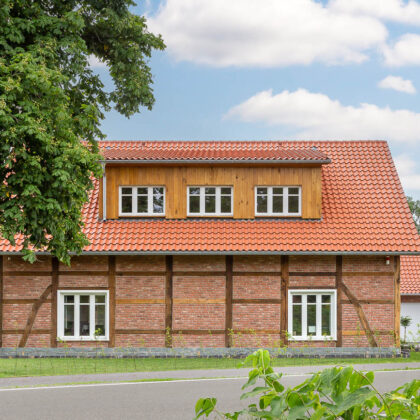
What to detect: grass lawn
<box><xmin>0</xmin><ymin>352</ymin><xmax>419</xmax><ymax>378</ymax></box>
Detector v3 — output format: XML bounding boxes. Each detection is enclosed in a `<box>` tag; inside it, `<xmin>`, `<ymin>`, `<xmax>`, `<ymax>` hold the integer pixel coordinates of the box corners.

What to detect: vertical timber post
<box><xmin>108</xmin><ymin>256</ymin><xmax>116</xmax><ymax>347</ymax></box>
<box><xmin>280</xmin><ymin>255</ymin><xmax>289</xmax><ymax>345</ymax></box>
<box><xmin>394</xmin><ymin>256</ymin><xmax>401</xmax><ymax>348</ymax></box>
<box><xmin>225</xmin><ymin>255</ymin><xmax>233</xmax><ymax>347</ymax></box>
<box><xmin>165</xmin><ymin>255</ymin><xmax>173</xmax><ymax>348</ymax></box>
<box><xmin>50</xmin><ymin>257</ymin><xmax>59</xmax><ymax>347</ymax></box>
<box><xmin>336</xmin><ymin>255</ymin><xmax>343</xmax><ymax>347</ymax></box>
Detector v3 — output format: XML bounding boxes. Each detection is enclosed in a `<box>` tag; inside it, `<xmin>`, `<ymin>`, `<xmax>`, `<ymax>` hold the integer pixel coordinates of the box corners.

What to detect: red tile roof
<box><xmin>100</xmin><ymin>140</ymin><xmax>330</xmax><ymax>162</ymax></box>
<box><xmin>401</xmin><ymin>256</ymin><xmax>420</xmax><ymax>295</ymax></box>
<box><xmin>1</xmin><ymin>140</ymin><xmax>419</xmax><ymax>254</ymax></box>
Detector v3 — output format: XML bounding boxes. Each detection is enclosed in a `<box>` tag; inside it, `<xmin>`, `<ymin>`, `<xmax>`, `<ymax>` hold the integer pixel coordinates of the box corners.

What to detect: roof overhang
<box><xmin>99</xmin><ymin>159</ymin><xmax>331</xmax><ymax>165</ymax></box>
<box><xmin>1</xmin><ymin>250</ymin><xmax>419</xmax><ymax>256</ymax></box>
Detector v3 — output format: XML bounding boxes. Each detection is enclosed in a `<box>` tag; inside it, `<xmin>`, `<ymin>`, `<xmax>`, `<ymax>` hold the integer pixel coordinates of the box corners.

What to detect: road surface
<box><xmin>0</xmin><ymin>368</ymin><xmax>419</xmax><ymax>419</ymax></box>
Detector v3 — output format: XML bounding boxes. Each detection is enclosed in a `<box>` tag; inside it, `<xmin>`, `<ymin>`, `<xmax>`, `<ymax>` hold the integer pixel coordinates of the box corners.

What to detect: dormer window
<box><xmin>187</xmin><ymin>186</ymin><xmax>233</xmax><ymax>216</ymax></box>
<box><xmin>119</xmin><ymin>186</ymin><xmax>165</xmax><ymax>216</ymax></box>
<box><xmin>255</xmin><ymin>186</ymin><xmax>301</xmax><ymax>216</ymax></box>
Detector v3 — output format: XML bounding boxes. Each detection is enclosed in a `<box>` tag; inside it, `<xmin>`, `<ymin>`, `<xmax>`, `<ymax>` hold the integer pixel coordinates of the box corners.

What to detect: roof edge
<box><xmin>2</xmin><ymin>250</ymin><xmax>420</xmax><ymax>256</ymax></box>
<box><xmin>99</xmin><ymin>159</ymin><xmax>332</xmax><ymax>165</ymax></box>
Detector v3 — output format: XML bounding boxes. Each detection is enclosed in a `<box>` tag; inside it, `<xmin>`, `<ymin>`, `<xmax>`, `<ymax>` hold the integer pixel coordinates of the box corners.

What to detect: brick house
<box><xmin>0</xmin><ymin>140</ymin><xmax>419</xmax><ymax>349</ymax></box>
<box><xmin>401</xmin><ymin>256</ymin><xmax>420</xmax><ymax>341</ymax></box>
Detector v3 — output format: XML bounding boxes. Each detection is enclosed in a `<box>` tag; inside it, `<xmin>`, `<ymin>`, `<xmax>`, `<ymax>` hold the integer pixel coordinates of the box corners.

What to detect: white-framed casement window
<box><xmin>119</xmin><ymin>186</ymin><xmax>165</xmax><ymax>216</ymax></box>
<box><xmin>288</xmin><ymin>290</ymin><xmax>337</xmax><ymax>341</ymax></box>
<box><xmin>255</xmin><ymin>186</ymin><xmax>301</xmax><ymax>216</ymax></box>
<box><xmin>57</xmin><ymin>291</ymin><xmax>109</xmax><ymax>341</ymax></box>
<box><xmin>187</xmin><ymin>186</ymin><xmax>233</xmax><ymax>216</ymax></box>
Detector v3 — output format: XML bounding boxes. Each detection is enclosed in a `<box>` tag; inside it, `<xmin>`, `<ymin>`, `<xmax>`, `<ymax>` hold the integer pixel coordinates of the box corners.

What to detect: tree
<box><xmin>401</xmin><ymin>315</ymin><xmax>412</xmax><ymax>343</ymax></box>
<box><xmin>0</xmin><ymin>1</ymin><xmax>165</xmax><ymax>264</ymax></box>
<box><xmin>407</xmin><ymin>196</ymin><xmax>420</xmax><ymax>233</ymax></box>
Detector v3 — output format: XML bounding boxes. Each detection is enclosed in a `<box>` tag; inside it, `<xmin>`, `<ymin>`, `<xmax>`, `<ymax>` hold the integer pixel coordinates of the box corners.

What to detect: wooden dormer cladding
<box><xmin>100</xmin><ymin>164</ymin><xmax>323</xmax><ymax>220</ymax></box>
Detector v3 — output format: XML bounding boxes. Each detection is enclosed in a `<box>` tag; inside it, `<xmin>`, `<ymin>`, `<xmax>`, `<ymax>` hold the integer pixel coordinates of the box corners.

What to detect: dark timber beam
<box><xmin>225</xmin><ymin>256</ymin><xmax>233</xmax><ymax>347</ymax></box>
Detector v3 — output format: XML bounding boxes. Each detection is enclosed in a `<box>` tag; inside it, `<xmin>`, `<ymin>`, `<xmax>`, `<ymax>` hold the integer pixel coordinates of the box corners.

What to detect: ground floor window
<box><xmin>57</xmin><ymin>291</ymin><xmax>109</xmax><ymax>341</ymax></box>
<box><xmin>288</xmin><ymin>289</ymin><xmax>337</xmax><ymax>341</ymax></box>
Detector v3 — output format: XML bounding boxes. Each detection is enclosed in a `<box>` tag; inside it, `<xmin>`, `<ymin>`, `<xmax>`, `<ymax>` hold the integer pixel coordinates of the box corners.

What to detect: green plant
<box><xmin>401</xmin><ymin>316</ymin><xmax>412</xmax><ymax>343</ymax></box>
<box><xmin>194</xmin><ymin>349</ymin><xmax>420</xmax><ymax>419</ymax></box>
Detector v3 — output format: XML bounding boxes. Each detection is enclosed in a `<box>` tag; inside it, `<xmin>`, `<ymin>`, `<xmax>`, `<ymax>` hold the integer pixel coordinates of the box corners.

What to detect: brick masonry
<box><xmin>0</xmin><ymin>254</ymin><xmax>397</xmax><ymax>349</ymax></box>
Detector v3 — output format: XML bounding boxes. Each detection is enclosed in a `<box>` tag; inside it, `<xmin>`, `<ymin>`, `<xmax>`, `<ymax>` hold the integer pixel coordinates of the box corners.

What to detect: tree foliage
<box><xmin>407</xmin><ymin>196</ymin><xmax>420</xmax><ymax>234</ymax></box>
<box><xmin>0</xmin><ymin>1</ymin><xmax>165</xmax><ymax>263</ymax></box>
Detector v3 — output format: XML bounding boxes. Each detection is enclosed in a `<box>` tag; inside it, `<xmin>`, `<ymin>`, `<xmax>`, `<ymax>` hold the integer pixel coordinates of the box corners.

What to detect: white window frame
<box><xmin>118</xmin><ymin>186</ymin><xmax>166</xmax><ymax>216</ymax></box>
<box><xmin>255</xmin><ymin>186</ymin><xmax>301</xmax><ymax>216</ymax></box>
<box><xmin>187</xmin><ymin>186</ymin><xmax>233</xmax><ymax>216</ymax></box>
<box><xmin>288</xmin><ymin>289</ymin><xmax>337</xmax><ymax>341</ymax></box>
<box><xmin>57</xmin><ymin>290</ymin><xmax>109</xmax><ymax>341</ymax></box>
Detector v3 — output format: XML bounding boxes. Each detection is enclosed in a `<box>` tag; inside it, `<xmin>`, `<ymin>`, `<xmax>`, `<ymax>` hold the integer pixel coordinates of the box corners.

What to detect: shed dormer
<box><xmin>98</xmin><ymin>141</ymin><xmax>330</xmax><ymax>220</ymax></box>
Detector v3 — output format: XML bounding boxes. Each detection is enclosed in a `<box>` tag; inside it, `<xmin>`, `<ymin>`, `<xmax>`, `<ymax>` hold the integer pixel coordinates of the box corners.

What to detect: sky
<box><xmin>94</xmin><ymin>0</ymin><xmax>420</xmax><ymax>199</ymax></box>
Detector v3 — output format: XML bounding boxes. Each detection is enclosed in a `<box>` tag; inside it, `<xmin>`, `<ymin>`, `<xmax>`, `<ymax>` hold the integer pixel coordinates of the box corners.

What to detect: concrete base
<box><xmin>0</xmin><ymin>347</ymin><xmax>401</xmax><ymax>359</ymax></box>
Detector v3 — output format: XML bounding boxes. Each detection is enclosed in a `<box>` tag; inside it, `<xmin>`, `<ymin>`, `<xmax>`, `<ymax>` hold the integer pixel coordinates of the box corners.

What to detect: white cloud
<box><xmin>148</xmin><ymin>0</ymin><xmax>387</xmax><ymax>67</ymax></box>
<box><xmin>382</xmin><ymin>34</ymin><xmax>420</xmax><ymax>66</ymax></box>
<box><xmin>378</xmin><ymin>75</ymin><xmax>416</xmax><ymax>93</ymax></box>
<box><xmin>225</xmin><ymin>89</ymin><xmax>420</xmax><ymax>143</ymax></box>
<box><xmin>329</xmin><ymin>0</ymin><xmax>420</xmax><ymax>25</ymax></box>
<box><xmin>394</xmin><ymin>155</ymin><xmax>420</xmax><ymax>191</ymax></box>
<box><xmin>88</xmin><ymin>55</ymin><xmax>107</xmax><ymax>68</ymax></box>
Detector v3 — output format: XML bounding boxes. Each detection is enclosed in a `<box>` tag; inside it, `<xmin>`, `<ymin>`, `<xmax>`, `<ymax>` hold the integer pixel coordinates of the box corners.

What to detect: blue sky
<box><xmin>94</xmin><ymin>0</ymin><xmax>420</xmax><ymax>199</ymax></box>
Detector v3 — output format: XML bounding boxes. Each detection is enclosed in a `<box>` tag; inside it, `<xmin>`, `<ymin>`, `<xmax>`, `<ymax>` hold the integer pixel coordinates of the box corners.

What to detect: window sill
<box><xmin>290</xmin><ymin>336</ymin><xmax>336</xmax><ymax>341</ymax></box>
<box><xmin>255</xmin><ymin>214</ymin><xmax>302</xmax><ymax>218</ymax></box>
<box><xmin>118</xmin><ymin>214</ymin><xmax>165</xmax><ymax>218</ymax></box>
<box><xmin>57</xmin><ymin>337</ymin><xmax>109</xmax><ymax>342</ymax></box>
<box><xmin>187</xmin><ymin>214</ymin><xmax>234</xmax><ymax>218</ymax></box>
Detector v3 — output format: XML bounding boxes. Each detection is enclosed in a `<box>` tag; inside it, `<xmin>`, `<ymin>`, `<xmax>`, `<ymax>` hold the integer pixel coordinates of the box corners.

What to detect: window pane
<box><xmin>205</xmin><ymin>195</ymin><xmax>216</xmax><ymax>213</ymax></box>
<box><xmin>307</xmin><ymin>295</ymin><xmax>316</xmax><ymax>303</ymax></box>
<box><xmin>272</xmin><ymin>195</ymin><xmax>283</xmax><ymax>213</ymax></box>
<box><xmin>153</xmin><ymin>189</ymin><xmax>164</xmax><ymax>214</ymax></box>
<box><xmin>322</xmin><ymin>304</ymin><xmax>331</xmax><ymax>336</ymax></box>
<box><xmin>64</xmin><ymin>295</ymin><xmax>74</xmax><ymax>304</ymax></box>
<box><xmin>95</xmin><ymin>305</ymin><xmax>106</xmax><ymax>336</ymax></box>
<box><xmin>121</xmin><ymin>187</ymin><xmax>132</xmax><ymax>195</ymax></box>
<box><xmin>95</xmin><ymin>295</ymin><xmax>105</xmax><ymax>304</ymax></box>
<box><xmin>288</xmin><ymin>195</ymin><xmax>299</xmax><ymax>213</ymax></box>
<box><xmin>257</xmin><ymin>187</ymin><xmax>267</xmax><ymax>195</ymax></box>
<box><xmin>121</xmin><ymin>196</ymin><xmax>132</xmax><ymax>213</ymax></box>
<box><xmin>289</xmin><ymin>187</ymin><xmax>299</xmax><ymax>195</ymax></box>
<box><xmin>292</xmin><ymin>295</ymin><xmax>302</xmax><ymax>304</ymax></box>
<box><xmin>137</xmin><ymin>187</ymin><xmax>148</xmax><ymax>195</ymax></box>
<box><xmin>80</xmin><ymin>305</ymin><xmax>90</xmax><ymax>336</ymax></box>
<box><xmin>273</xmin><ymin>187</ymin><xmax>283</xmax><ymax>194</ymax></box>
<box><xmin>307</xmin><ymin>304</ymin><xmax>317</xmax><ymax>336</ymax></box>
<box><xmin>257</xmin><ymin>195</ymin><xmax>267</xmax><ymax>213</ymax></box>
<box><xmin>64</xmin><ymin>305</ymin><xmax>74</xmax><ymax>336</ymax></box>
<box><xmin>205</xmin><ymin>187</ymin><xmax>215</xmax><ymax>195</ymax></box>
<box><xmin>189</xmin><ymin>187</ymin><xmax>200</xmax><ymax>195</ymax></box>
<box><xmin>80</xmin><ymin>295</ymin><xmax>89</xmax><ymax>304</ymax></box>
<box><xmin>221</xmin><ymin>195</ymin><xmax>231</xmax><ymax>213</ymax></box>
<box><xmin>322</xmin><ymin>295</ymin><xmax>331</xmax><ymax>304</ymax></box>
<box><xmin>189</xmin><ymin>196</ymin><xmax>200</xmax><ymax>213</ymax></box>
<box><xmin>221</xmin><ymin>187</ymin><xmax>231</xmax><ymax>195</ymax></box>
<box><xmin>292</xmin><ymin>305</ymin><xmax>302</xmax><ymax>336</ymax></box>
<box><xmin>137</xmin><ymin>195</ymin><xmax>148</xmax><ymax>213</ymax></box>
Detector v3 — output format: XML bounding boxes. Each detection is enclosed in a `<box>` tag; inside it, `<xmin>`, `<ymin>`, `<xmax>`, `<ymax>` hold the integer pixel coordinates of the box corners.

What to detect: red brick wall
<box><xmin>0</xmin><ymin>254</ymin><xmax>397</xmax><ymax>348</ymax></box>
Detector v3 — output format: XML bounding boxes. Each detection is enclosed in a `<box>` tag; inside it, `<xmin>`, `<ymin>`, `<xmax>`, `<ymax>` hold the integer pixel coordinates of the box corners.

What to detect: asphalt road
<box><xmin>0</xmin><ymin>369</ymin><xmax>419</xmax><ymax>420</ymax></box>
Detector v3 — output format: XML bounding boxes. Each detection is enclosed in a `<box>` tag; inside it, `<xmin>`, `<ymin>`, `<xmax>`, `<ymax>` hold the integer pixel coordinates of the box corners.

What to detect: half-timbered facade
<box><xmin>0</xmin><ymin>140</ymin><xmax>419</xmax><ymax>349</ymax></box>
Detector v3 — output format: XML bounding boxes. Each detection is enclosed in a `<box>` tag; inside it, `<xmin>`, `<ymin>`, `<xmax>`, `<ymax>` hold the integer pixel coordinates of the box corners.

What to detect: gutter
<box><xmin>1</xmin><ymin>250</ymin><xmax>419</xmax><ymax>256</ymax></box>
<box><xmin>98</xmin><ymin>159</ymin><xmax>331</xmax><ymax>165</ymax></box>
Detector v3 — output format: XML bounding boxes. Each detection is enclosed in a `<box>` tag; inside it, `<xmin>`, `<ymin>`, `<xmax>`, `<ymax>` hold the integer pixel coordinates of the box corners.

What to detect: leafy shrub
<box><xmin>194</xmin><ymin>349</ymin><xmax>420</xmax><ymax>419</ymax></box>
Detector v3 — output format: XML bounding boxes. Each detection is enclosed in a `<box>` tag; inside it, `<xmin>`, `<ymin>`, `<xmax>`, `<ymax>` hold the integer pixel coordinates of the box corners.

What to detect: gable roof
<box><xmin>1</xmin><ymin>140</ymin><xmax>419</xmax><ymax>255</ymax></box>
<box><xmin>100</xmin><ymin>140</ymin><xmax>330</xmax><ymax>163</ymax></box>
<box><xmin>401</xmin><ymin>256</ymin><xmax>420</xmax><ymax>295</ymax></box>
